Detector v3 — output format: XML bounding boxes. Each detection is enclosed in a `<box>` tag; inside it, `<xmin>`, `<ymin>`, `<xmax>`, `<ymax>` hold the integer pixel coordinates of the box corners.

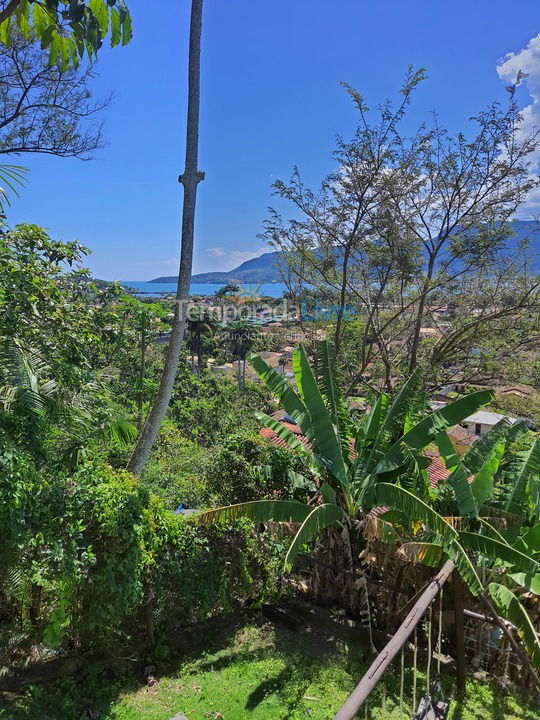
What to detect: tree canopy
<box><xmin>0</xmin><ymin>0</ymin><xmax>132</xmax><ymax>70</ymax></box>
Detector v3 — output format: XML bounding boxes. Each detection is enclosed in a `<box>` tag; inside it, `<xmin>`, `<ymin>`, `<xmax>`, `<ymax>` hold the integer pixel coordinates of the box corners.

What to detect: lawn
<box><xmin>1</xmin><ymin>615</ymin><xmax>538</xmax><ymax>720</ymax></box>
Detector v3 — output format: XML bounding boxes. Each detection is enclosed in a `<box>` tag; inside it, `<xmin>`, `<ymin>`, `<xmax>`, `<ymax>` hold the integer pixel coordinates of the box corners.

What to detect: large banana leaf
<box><xmin>193</xmin><ymin>499</ymin><xmax>312</xmax><ymax>526</ymax></box>
<box><xmin>463</xmin><ymin>418</ymin><xmax>520</xmax><ymax>474</ymax></box>
<box><xmin>514</xmin><ymin>523</ymin><xmax>540</xmax><ymax>555</ymax></box>
<box><xmin>436</xmin><ymin>430</ymin><xmax>461</xmax><ymax>473</ymax></box>
<box><xmin>509</xmin><ymin>572</ymin><xmax>540</xmax><ymax>594</ymax></box>
<box><xmin>293</xmin><ymin>346</ymin><xmax>348</xmax><ymax>487</ymax></box>
<box><xmin>255</xmin><ymin>410</ymin><xmax>315</xmax><ymax>460</ymax></box>
<box><xmin>447</xmin><ymin>465</ymin><xmax>477</xmax><ymax>517</ymax></box>
<box><xmin>284</xmin><ymin>503</ymin><xmax>344</xmax><ymax>571</ymax></box>
<box><xmin>366</xmin><ymin>483</ymin><xmax>458</xmax><ymax>542</ymax></box>
<box><xmin>355</xmin><ymin>393</ymin><xmax>388</xmax><ymax>456</ymax></box>
<box><xmin>374</xmin><ymin>390</ymin><xmax>493</xmax><ymax>474</ymax></box>
<box><xmin>502</xmin><ymin>436</ymin><xmax>540</xmax><ymax>514</ymax></box>
<box><xmin>249</xmin><ymin>353</ymin><xmax>312</xmax><ymax>434</ymax></box>
<box><xmin>365</xmin><ymin>367</ymin><xmax>423</xmax><ymax>472</ymax></box>
<box><xmin>471</xmin><ymin>437</ymin><xmax>506</xmax><ymax>509</ymax></box>
<box><xmin>459</xmin><ymin>532</ymin><xmax>540</xmax><ymax>575</ymax></box>
<box><xmin>489</xmin><ymin>582</ymin><xmax>540</xmax><ymax>672</ymax></box>
<box><xmin>445</xmin><ymin>537</ymin><xmax>484</xmax><ymax>596</ymax></box>
<box><xmin>315</xmin><ymin>341</ymin><xmax>352</xmax><ymax>461</ymax></box>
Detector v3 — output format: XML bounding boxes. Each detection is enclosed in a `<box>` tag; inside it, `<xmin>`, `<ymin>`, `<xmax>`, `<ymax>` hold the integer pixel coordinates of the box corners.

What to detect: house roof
<box><xmin>464</xmin><ymin>410</ymin><xmax>517</xmax><ymax>425</ymax></box>
<box><xmin>449</xmin><ymin>425</ymin><xmax>479</xmax><ymax>446</ymax></box>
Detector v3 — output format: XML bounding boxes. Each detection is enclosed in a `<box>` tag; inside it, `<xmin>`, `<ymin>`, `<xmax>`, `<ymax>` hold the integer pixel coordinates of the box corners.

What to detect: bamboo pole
<box><xmin>334</xmin><ymin>560</ymin><xmax>455</xmax><ymax>720</ymax></box>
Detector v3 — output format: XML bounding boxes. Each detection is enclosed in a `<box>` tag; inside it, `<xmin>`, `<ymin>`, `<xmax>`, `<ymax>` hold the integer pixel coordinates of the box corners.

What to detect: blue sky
<box><xmin>6</xmin><ymin>0</ymin><xmax>540</xmax><ymax>280</ymax></box>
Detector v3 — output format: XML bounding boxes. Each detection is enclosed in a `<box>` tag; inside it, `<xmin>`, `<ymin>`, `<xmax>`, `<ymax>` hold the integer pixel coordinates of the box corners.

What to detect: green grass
<box><xmin>1</xmin><ymin>616</ymin><xmax>538</xmax><ymax>720</ymax></box>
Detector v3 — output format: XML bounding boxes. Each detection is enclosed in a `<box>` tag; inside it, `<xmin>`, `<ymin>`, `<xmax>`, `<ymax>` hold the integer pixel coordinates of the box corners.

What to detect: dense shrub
<box><xmin>142</xmin><ymin>420</ymin><xmax>208</xmax><ymax>509</ymax></box>
<box><xmin>170</xmin><ymin>366</ymin><xmax>276</xmax><ymax>445</ymax></box>
<box><xmin>0</xmin><ymin>453</ymin><xmax>285</xmax><ymax>661</ymax></box>
<box><xmin>203</xmin><ymin>430</ymin><xmax>311</xmax><ymax>505</ymax></box>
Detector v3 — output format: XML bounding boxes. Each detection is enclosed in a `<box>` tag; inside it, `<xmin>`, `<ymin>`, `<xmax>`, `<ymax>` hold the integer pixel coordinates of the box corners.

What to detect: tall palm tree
<box><xmin>194</xmin><ymin>340</ymin><xmax>540</xmax><ymax>673</ymax></box>
<box><xmin>224</xmin><ymin>319</ymin><xmax>258</xmax><ymax>388</ymax></box>
<box><xmin>127</xmin><ymin>0</ymin><xmax>205</xmax><ymax>475</ymax></box>
<box><xmin>185</xmin><ymin>307</ymin><xmax>216</xmax><ymax>375</ymax></box>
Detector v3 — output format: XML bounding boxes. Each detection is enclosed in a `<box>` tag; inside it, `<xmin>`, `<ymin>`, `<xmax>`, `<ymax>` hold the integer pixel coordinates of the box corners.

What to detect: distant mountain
<box><xmin>149</xmin><ymin>220</ymin><xmax>539</xmax><ymax>284</ymax></box>
<box><xmin>151</xmin><ymin>251</ymin><xmax>285</xmax><ymax>284</ymax></box>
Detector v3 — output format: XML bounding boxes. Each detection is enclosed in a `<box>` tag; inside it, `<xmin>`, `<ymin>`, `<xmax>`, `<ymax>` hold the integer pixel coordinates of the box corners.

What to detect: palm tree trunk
<box><xmin>127</xmin><ymin>0</ymin><xmax>204</xmax><ymax>475</ymax></box>
<box><xmin>137</xmin><ymin>326</ymin><xmax>147</xmax><ymax>431</ymax></box>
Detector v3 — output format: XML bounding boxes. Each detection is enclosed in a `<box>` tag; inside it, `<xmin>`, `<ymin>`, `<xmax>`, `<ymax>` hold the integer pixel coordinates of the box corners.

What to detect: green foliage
<box><xmin>0</xmin><ymin>0</ymin><xmax>133</xmax><ymax>70</ymax></box>
<box><xmin>170</xmin><ymin>364</ymin><xmax>275</xmax><ymax>445</ymax></box>
<box><xmin>0</xmin><ymin>457</ymin><xmax>284</xmax><ymax>657</ymax></box>
<box><xmin>142</xmin><ymin>421</ymin><xmax>208</xmax><ymax>509</ymax></box>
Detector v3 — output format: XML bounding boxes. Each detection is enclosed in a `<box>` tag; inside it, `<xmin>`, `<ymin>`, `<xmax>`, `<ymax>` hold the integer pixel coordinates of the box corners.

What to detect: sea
<box><xmin>124</xmin><ymin>280</ymin><xmax>288</xmax><ymax>299</ymax></box>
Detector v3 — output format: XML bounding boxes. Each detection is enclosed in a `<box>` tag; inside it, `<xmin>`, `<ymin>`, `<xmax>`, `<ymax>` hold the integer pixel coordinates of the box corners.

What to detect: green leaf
<box><xmin>110</xmin><ymin>7</ymin><xmax>121</xmax><ymax>47</ymax></box>
<box><xmin>502</xmin><ymin>436</ymin><xmax>540</xmax><ymax>514</ymax></box>
<box><xmin>471</xmin><ymin>437</ymin><xmax>506</xmax><ymax>509</ymax></box>
<box><xmin>48</xmin><ymin>34</ymin><xmax>62</xmax><ymax>66</ymax></box>
<box><xmin>459</xmin><ymin>532</ymin><xmax>540</xmax><ymax>575</ymax></box>
<box><xmin>367</xmin><ymin>483</ymin><xmax>457</xmax><ymax>542</ymax></box>
<box><xmin>60</xmin><ymin>37</ymin><xmax>71</xmax><ymax>72</ymax></box>
<box><xmin>509</xmin><ymin>572</ymin><xmax>540</xmax><ymax>595</ymax></box>
<box><xmin>0</xmin><ymin>18</ymin><xmax>11</xmax><ymax>46</ymax></box>
<box><xmin>250</xmin><ymin>352</ymin><xmax>312</xmax><ymax>435</ymax></box>
<box><xmin>293</xmin><ymin>346</ymin><xmax>348</xmax><ymax>487</ymax></box>
<box><xmin>284</xmin><ymin>503</ymin><xmax>344</xmax><ymax>571</ymax></box>
<box><xmin>121</xmin><ymin>4</ymin><xmax>132</xmax><ymax>45</ymax></box>
<box><xmin>489</xmin><ymin>582</ymin><xmax>540</xmax><ymax>672</ymax></box>
<box><xmin>445</xmin><ymin>538</ymin><xmax>484</xmax><ymax>596</ymax></box>
<box><xmin>193</xmin><ymin>499</ymin><xmax>312</xmax><ymax>527</ymax></box>
<box><xmin>89</xmin><ymin>0</ymin><xmax>109</xmax><ymax>35</ymax></box>
<box><xmin>32</xmin><ymin>4</ymin><xmax>49</xmax><ymax>38</ymax></box>
<box><xmin>315</xmin><ymin>340</ymin><xmax>352</xmax><ymax>461</ymax></box>
<box><xmin>515</xmin><ymin>523</ymin><xmax>540</xmax><ymax>555</ymax></box>
<box><xmin>375</xmin><ymin>390</ymin><xmax>493</xmax><ymax>474</ymax></box>
<box><xmin>436</xmin><ymin>431</ymin><xmax>461</xmax><ymax>473</ymax></box>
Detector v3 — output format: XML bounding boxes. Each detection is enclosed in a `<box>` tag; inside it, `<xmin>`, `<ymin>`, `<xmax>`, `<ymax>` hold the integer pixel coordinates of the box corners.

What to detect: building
<box><xmin>460</xmin><ymin>410</ymin><xmax>516</xmax><ymax>436</ymax></box>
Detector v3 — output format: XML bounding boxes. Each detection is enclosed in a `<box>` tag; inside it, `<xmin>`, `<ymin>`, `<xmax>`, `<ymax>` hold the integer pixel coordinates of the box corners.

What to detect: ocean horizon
<box><xmin>124</xmin><ymin>280</ymin><xmax>288</xmax><ymax>299</ymax></box>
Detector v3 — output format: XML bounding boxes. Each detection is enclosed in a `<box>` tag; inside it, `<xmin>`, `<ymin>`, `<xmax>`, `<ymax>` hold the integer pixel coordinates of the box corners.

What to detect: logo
<box><xmin>235</xmin><ymin>283</ymin><xmax>263</xmax><ymax>304</ymax></box>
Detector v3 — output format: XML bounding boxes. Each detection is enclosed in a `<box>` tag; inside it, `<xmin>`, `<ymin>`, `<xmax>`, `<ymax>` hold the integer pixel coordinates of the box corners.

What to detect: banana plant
<box><xmin>384</xmin><ymin>417</ymin><xmax>540</xmax><ymax>673</ymax></box>
<box><xmin>194</xmin><ymin>340</ymin><xmax>493</xmax><ymax>570</ymax></box>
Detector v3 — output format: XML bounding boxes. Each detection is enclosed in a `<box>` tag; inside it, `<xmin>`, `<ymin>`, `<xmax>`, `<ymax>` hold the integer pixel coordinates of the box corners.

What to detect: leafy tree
<box><xmin>169</xmin><ymin>361</ymin><xmax>275</xmax><ymax>446</ymax></box>
<box><xmin>0</xmin><ymin>0</ymin><xmax>132</xmax><ymax>70</ymax></box>
<box><xmin>0</xmin><ymin>223</ymin><xmax>136</xmax><ymax>466</ymax></box>
<box><xmin>185</xmin><ymin>305</ymin><xmax>217</xmax><ymax>375</ymax></box>
<box><xmin>0</xmin><ymin>31</ymin><xmax>110</xmax><ymax>158</ymax></box>
<box><xmin>266</xmin><ymin>73</ymin><xmax>540</xmax><ymax>391</ymax></box>
<box><xmin>222</xmin><ymin>319</ymin><xmax>259</xmax><ymax>387</ymax></box>
<box><xmin>214</xmin><ymin>282</ymin><xmax>240</xmax><ymax>303</ymax></box>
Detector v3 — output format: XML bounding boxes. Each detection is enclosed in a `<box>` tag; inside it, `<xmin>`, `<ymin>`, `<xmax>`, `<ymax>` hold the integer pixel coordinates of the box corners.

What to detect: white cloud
<box><xmin>205</xmin><ymin>246</ymin><xmax>268</xmax><ymax>270</ymax></box>
<box><xmin>497</xmin><ymin>33</ymin><xmax>540</xmax><ymax>216</ymax></box>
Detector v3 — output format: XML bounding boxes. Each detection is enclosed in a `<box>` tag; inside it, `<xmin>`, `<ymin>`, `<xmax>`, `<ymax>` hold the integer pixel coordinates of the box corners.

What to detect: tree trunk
<box><xmin>408</xmin><ymin>254</ymin><xmax>435</xmax><ymax>372</ymax></box>
<box><xmin>137</xmin><ymin>327</ymin><xmax>146</xmax><ymax>431</ymax></box>
<box><xmin>127</xmin><ymin>0</ymin><xmax>205</xmax><ymax>475</ymax></box>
